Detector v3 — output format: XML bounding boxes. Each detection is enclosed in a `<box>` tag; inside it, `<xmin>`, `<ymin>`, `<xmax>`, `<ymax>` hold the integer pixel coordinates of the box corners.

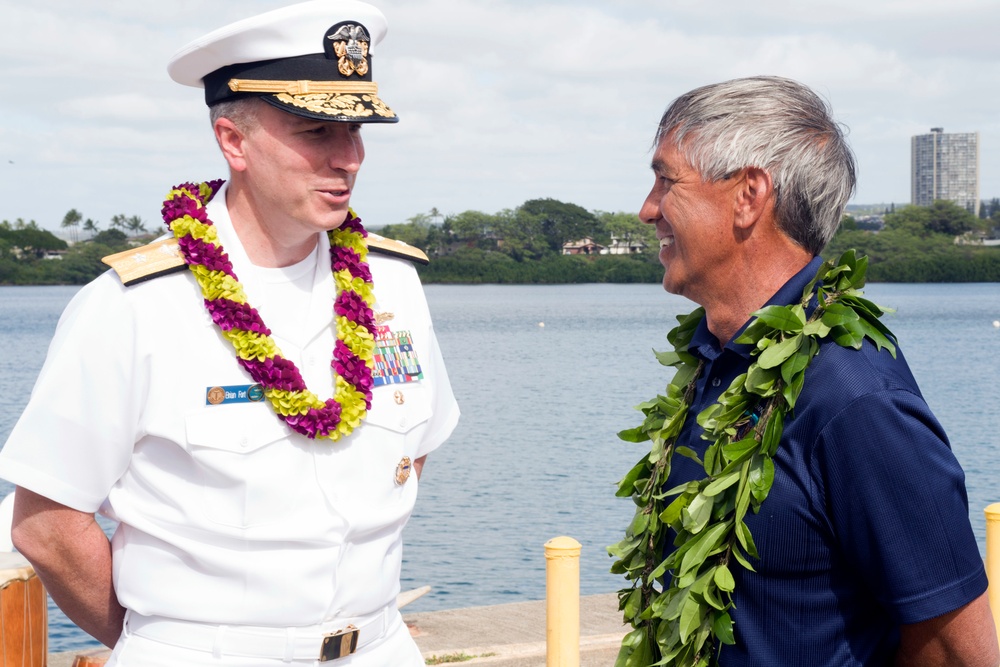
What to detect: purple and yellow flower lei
<box><xmin>162</xmin><ymin>180</ymin><xmax>376</xmax><ymax>441</ymax></box>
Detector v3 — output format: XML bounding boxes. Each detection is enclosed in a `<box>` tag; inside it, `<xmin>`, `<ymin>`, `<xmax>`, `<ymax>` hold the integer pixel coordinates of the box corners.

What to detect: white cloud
<box><xmin>1</xmin><ymin>0</ymin><xmax>998</xmax><ymax>231</ymax></box>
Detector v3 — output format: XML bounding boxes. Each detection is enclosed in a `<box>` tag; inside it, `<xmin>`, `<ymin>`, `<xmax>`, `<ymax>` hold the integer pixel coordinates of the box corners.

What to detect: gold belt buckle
<box><xmin>319</xmin><ymin>624</ymin><xmax>359</xmax><ymax>662</ymax></box>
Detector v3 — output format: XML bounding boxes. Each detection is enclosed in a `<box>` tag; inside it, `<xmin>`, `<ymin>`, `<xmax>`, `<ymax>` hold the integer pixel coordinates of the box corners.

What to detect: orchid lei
<box><xmin>162</xmin><ymin>180</ymin><xmax>376</xmax><ymax>441</ymax></box>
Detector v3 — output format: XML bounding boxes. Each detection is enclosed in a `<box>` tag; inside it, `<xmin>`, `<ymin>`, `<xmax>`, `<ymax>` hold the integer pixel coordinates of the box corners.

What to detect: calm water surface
<box><xmin>0</xmin><ymin>282</ymin><xmax>998</xmax><ymax>652</ymax></box>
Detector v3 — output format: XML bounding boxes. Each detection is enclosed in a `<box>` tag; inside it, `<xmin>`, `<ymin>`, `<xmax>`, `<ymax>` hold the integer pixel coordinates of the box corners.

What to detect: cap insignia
<box><xmin>326</xmin><ymin>23</ymin><xmax>370</xmax><ymax>78</ymax></box>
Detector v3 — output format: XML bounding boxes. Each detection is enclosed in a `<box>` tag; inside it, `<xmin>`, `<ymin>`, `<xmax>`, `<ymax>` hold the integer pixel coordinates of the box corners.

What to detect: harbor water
<box><xmin>1</xmin><ymin>281</ymin><xmax>998</xmax><ymax>653</ymax></box>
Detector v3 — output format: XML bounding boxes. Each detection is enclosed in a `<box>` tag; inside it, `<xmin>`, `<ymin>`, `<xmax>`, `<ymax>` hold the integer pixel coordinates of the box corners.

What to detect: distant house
<box><xmin>602</xmin><ymin>234</ymin><xmax>647</xmax><ymax>255</ymax></box>
<box><xmin>561</xmin><ymin>238</ymin><xmax>604</xmax><ymax>255</ymax></box>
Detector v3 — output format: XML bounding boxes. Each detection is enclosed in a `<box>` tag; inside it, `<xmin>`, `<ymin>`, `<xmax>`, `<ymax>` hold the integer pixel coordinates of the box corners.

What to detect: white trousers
<box><xmin>105</xmin><ymin>610</ymin><xmax>424</xmax><ymax>667</ymax></box>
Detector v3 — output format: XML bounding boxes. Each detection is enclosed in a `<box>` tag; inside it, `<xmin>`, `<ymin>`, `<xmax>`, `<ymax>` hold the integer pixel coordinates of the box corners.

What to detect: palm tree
<box><xmin>83</xmin><ymin>218</ymin><xmax>99</xmax><ymax>238</ymax></box>
<box><xmin>110</xmin><ymin>214</ymin><xmax>128</xmax><ymax>233</ymax></box>
<box><xmin>61</xmin><ymin>209</ymin><xmax>82</xmax><ymax>244</ymax></box>
<box><xmin>126</xmin><ymin>215</ymin><xmax>147</xmax><ymax>238</ymax></box>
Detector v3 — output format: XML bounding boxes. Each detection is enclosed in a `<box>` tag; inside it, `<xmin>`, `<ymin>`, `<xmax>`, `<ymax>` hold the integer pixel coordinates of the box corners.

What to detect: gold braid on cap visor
<box><xmin>227</xmin><ymin>78</ymin><xmax>380</xmax><ymax>95</ymax></box>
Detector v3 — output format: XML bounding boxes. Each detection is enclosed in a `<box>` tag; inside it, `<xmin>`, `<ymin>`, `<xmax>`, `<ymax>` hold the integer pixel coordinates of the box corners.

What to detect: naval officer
<box><xmin>0</xmin><ymin>2</ymin><xmax>459</xmax><ymax>665</ymax></box>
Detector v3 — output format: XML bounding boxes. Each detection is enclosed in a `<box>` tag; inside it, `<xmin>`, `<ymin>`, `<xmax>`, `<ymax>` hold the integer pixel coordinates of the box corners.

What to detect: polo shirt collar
<box><xmin>688</xmin><ymin>255</ymin><xmax>826</xmax><ymax>362</ymax></box>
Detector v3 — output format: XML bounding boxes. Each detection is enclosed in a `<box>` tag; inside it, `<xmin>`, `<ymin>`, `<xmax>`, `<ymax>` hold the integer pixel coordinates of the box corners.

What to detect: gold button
<box><xmin>393</xmin><ymin>390</ymin><xmax>405</xmax><ymax>405</ymax></box>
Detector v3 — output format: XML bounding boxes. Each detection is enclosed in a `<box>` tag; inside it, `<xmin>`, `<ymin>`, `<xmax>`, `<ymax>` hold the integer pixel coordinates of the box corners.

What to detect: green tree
<box><xmin>493</xmin><ymin>208</ymin><xmax>549</xmax><ymax>261</ymax></box>
<box><xmin>110</xmin><ymin>214</ymin><xmax>129</xmax><ymax>233</ymax></box>
<box><xmin>83</xmin><ymin>218</ymin><xmax>100</xmax><ymax>238</ymax></box>
<box><xmin>447</xmin><ymin>210</ymin><xmax>499</xmax><ymax>250</ymax></box>
<box><xmin>92</xmin><ymin>228</ymin><xmax>129</xmax><ymax>246</ymax></box>
<box><xmin>519</xmin><ymin>198</ymin><xmax>601</xmax><ymax>253</ymax></box>
<box><xmin>838</xmin><ymin>214</ymin><xmax>858</xmax><ymax>232</ymax></box>
<box><xmin>61</xmin><ymin>209</ymin><xmax>83</xmax><ymax>243</ymax></box>
<box><xmin>126</xmin><ymin>215</ymin><xmax>147</xmax><ymax>237</ymax></box>
<box><xmin>6</xmin><ymin>227</ymin><xmax>67</xmax><ymax>258</ymax></box>
<box><xmin>922</xmin><ymin>200</ymin><xmax>982</xmax><ymax>236</ymax></box>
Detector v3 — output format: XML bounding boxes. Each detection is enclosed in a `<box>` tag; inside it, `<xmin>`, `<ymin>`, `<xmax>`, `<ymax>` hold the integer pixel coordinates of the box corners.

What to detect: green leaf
<box><xmin>820</xmin><ymin>302</ymin><xmax>860</xmax><ymax>328</ymax></box>
<box><xmin>649</xmin><ymin>555</ymin><xmax>671</xmax><ymax>581</ymax></box>
<box><xmin>782</xmin><ymin>367</ymin><xmax>806</xmax><ymax>410</ymax></box>
<box><xmin>616</xmin><ymin>459</ymin><xmax>650</xmax><ymax>497</ymax></box>
<box><xmin>607</xmin><ymin>535</ymin><xmax>641</xmax><ymax>560</ymax></box>
<box><xmin>757</xmin><ymin>333</ymin><xmax>803</xmax><ymax>369</ymax></box>
<box><xmin>714</xmin><ymin>564</ymin><xmax>736</xmax><ymax>592</ymax></box>
<box><xmin>721</xmin><ymin>437</ymin><xmax>758</xmax><ymax>463</ymax></box>
<box><xmin>623</xmin><ymin>587</ymin><xmax>642</xmax><ymax>620</ymax></box>
<box><xmin>761</xmin><ymin>406</ymin><xmax>783</xmax><ymax>457</ymax></box>
<box><xmin>830</xmin><ymin>319</ymin><xmax>865</xmax><ymax>350</ymax></box>
<box><xmin>841</xmin><ymin>293</ymin><xmax>893</xmax><ymax>319</ymax></box>
<box><xmin>736</xmin><ymin>520</ymin><xmax>758</xmax><ymax>558</ymax></box>
<box><xmin>734</xmin><ymin>318</ymin><xmax>771</xmax><ymax>345</ymax></box>
<box><xmin>681</xmin><ymin>493</ymin><xmax>713</xmax><ymax>534</ymax></box>
<box><xmin>618</xmin><ymin>426</ymin><xmax>650</xmax><ymax>443</ymax></box>
<box><xmin>713</xmin><ymin>612</ymin><xmax>736</xmax><ymax>645</ymax></box>
<box><xmin>780</xmin><ymin>344</ymin><xmax>811</xmax><ymax>385</ymax></box>
<box><xmin>689</xmin><ymin>566</ymin><xmax>716</xmax><ymax>595</ymax></box>
<box><xmin>749</xmin><ymin>455</ymin><xmax>775</xmax><ymax>503</ymax></box>
<box><xmin>703</xmin><ymin>471</ymin><xmax>740</xmax><ymax>497</ymax></box>
<box><xmin>857</xmin><ymin>316</ymin><xmax>897</xmax><ymax>359</ymax></box>
<box><xmin>752</xmin><ymin>305</ymin><xmax>805</xmax><ymax>333</ymax></box>
<box><xmin>679</xmin><ymin>595</ymin><xmax>702</xmax><ymax>644</ymax></box>
<box><xmin>675</xmin><ymin>446</ymin><xmax>703</xmax><ymax>465</ymax></box>
<box><xmin>732</xmin><ymin>545</ymin><xmax>757</xmax><ymax>572</ymax></box>
<box><xmin>734</xmin><ymin>465</ymin><xmax>752</xmax><ymax>524</ymax></box>
<box><xmin>629</xmin><ymin>511</ymin><xmax>650</xmax><ymax>536</ymax></box>
<box><xmin>653</xmin><ymin>348</ymin><xmax>683</xmax><ymax>367</ymax></box>
<box><xmin>661</xmin><ymin>492</ymin><xmax>691</xmax><ymax>528</ymax></box>
<box><xmin>679</xmin><ymin>522</ymin><xmax>729</xmax><ymax>577</ymax></box>
<box><xmin>668</xmin><ymin>307</ymin><xmax>705</xmax><ymax>347</ymax></box>
<box><xmin>663</xmin><ymin>587</ymin><xmax>688</xmax><ymax>621</ymax></box>
<box><xmin>845</xmin><ymin>254</ymin><xmax>868</xmax><ymax>289</ymax></box>
<box><xmin>744</xmin><ymin>364</ymin><xmax>778</xmax><ymax>395</ymax></box>
<box><xmin>801</xmin><ymin>319</ymin><xmax>831</xmax><ymax>338</ymax></box>
<box><xmin>703</xmin><ymin>582</ymin><xmax>726</xmax><ymax>610</ymax></box>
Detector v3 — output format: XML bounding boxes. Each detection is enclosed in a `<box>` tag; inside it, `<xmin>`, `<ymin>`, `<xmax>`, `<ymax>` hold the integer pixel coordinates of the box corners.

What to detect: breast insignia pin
<box><xmin>395</xmin><ymin>456</ymin><xmax>412</xmax><ymax>485</ymax></box>
<box><xmin>393</xmin><ymin>390</ymin><xmax>405</xmax><ymax>405</ymax></box>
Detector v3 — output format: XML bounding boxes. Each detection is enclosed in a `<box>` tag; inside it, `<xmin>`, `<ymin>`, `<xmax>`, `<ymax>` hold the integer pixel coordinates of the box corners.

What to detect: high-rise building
<box><xmin>911</xmin><ymin>128</ymin><xmax>980</xmax><ymax>215</ymax></box>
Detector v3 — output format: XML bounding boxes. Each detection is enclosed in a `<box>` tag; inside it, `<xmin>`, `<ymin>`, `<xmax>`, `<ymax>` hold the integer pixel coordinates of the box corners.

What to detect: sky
<box><xmin>3</xmin><ymin>0</ymin><xmax>1000</xmax><ymax>234</ymax></box>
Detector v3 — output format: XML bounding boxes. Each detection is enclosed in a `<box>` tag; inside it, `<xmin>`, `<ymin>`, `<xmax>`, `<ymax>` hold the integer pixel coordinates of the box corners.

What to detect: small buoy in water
<box><xmin>993</xmin><ymin>320</ymin><xmax>1000</xmax><ymax>328</ymax></box>
<box><xmin>538</xmin><ymin>322</ymin><xmax>545</xmax><ymax>328</ymax></box>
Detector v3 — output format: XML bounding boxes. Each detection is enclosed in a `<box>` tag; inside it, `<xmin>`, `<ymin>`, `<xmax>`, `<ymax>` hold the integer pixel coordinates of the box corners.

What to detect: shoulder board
<box><xmin>102</xmin><ymin>237</ymin><xmax>187</xmax><ymax>287</ymax></box>
<box><xmin>367</xmin><ymin>233</ymin><xmax>429</xmax><ymax>265</ymax></box>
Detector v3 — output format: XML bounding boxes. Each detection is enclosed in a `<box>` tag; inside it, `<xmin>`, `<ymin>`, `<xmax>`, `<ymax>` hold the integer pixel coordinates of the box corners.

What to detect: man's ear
<box><xmin>214</xmin><ymin>118</ymin><xmax>248</xmax><ymax>173</ymax></box>
<box><xmin>734</xmin><ymin>167</ymin><xmax>774</xmax><ymax>230</ymax></box>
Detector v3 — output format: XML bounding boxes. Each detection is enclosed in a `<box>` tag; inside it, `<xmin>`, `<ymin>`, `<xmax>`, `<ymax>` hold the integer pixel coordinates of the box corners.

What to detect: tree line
<box><xmin>0</xmin><ymin>211</ymin><xmax>147</xmax><ymax>285</ymax></box>
<box><xmin>382</xmin><ymin>197</ymin><xmax>1000</xmax><ymax>284</ymax></box>
<box><xmin>1</xmin><ymin>198</ymin><xmax>998</xmax><ymax>286</ymax></box>
<box><xmin>375</xmin><ymin>198</ymin><xmax>662</xmax><ymax>283</ymax></box>
<box><xmin>828</xmin><ymin>200</ymin><xmax>1000</xmax><ymax>282</ymax></box>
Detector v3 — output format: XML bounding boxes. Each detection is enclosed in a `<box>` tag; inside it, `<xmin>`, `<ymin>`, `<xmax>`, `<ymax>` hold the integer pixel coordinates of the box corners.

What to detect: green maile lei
<box><xmin>609</xmin><ymin>251</ymin><xmax>897</xmax><ymax>667</ymax></box>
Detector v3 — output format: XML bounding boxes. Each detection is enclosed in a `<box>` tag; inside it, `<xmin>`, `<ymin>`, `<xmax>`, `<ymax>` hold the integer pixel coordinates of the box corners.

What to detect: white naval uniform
<box><xmin>0</xmin><ymin>187</ymin><xmax>459</xmax><ymax>665</ymax></box>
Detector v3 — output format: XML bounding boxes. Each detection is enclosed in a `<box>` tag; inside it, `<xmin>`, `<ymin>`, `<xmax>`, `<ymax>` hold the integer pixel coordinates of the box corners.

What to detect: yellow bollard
<box><xmin>985</xmin><ymin>504</ymin><xmax>1000</xmax><ymax>646</ymax></box>
<box><xmin>545</xmin><ymin>536</ymin><xmax>581</xmax><ymax>667</ymax></box>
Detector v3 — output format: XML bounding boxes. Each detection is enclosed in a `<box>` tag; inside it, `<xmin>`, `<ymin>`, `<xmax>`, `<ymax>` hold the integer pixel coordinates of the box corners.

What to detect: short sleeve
<box><xmin>0</xmin><ymin>274</ymin><xmax>145</xmax><ymax>511</ymax></box>
<box><xmin>818</xmin><ymin>389</ymin><xmax>987</xmax><ymax>624</ymax></box>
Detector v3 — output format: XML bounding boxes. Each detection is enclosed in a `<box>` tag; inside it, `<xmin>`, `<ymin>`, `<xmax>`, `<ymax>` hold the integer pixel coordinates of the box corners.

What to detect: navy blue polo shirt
<box><xmin>667</xmin><ymin>257</ymin><xmax>987</xmax><ymax>666</ymax></box>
